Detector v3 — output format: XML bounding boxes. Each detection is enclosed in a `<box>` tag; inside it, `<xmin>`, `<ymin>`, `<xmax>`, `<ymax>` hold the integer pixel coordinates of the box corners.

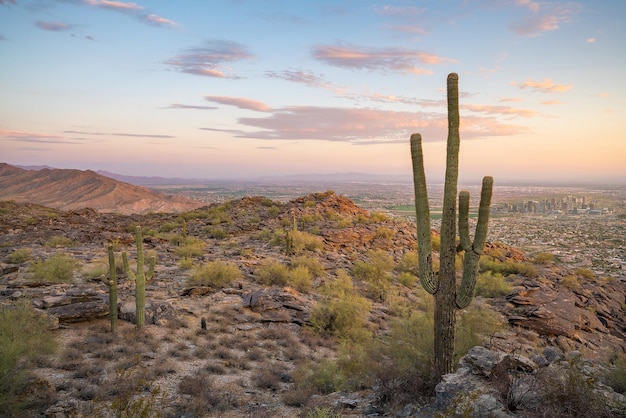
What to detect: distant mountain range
<box><xmin>0</xmin><ymin>163</ymin><xmax>204</xmax><ymax>214</ymax></box>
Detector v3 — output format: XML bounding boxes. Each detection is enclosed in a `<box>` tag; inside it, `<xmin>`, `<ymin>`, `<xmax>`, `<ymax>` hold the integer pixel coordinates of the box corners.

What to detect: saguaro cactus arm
<box><xmin>122</xmin><ymin>226</ymin><xmax>155</xmax><ymax>328</ymax></box>
<box><xmin>410</xmin><ymin>133</ymin><xmax>436</xmax><ymax>294</ymax></box>
<box><xmin>103</xmin><ymin>244</ymin><xmax>118</xmax><ymax>331</ymax></box>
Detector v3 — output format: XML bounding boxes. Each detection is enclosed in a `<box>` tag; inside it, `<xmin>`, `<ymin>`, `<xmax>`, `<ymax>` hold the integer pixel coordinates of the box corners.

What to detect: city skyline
<box><xmin>1</xmin><ymin>0</ymin><xmax>625</xmax><ymax>184</ymax></box>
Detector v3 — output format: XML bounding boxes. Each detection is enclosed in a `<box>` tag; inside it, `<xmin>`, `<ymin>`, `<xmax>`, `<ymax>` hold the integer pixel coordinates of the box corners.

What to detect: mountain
<box><xmin>0</xmin><ymin>163</ymin><xmax>204</xmax><ymax>214</ymax></box>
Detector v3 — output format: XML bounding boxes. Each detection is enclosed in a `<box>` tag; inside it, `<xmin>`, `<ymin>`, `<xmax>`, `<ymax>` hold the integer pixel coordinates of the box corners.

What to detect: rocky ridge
<box><xmin>0</xmin><ymin>192</ymin><xmax>624</xmax><ymax>417</ymax></box>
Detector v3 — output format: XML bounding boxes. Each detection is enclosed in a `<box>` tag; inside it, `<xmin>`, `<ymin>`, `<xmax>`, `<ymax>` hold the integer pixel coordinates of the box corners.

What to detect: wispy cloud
<box><xmin>205</xmin><ymin>96</ymin><xmax>271</xmax><ymax>112</ymax></box>
<box><xmin>264</xmin><ymin>70</ymin><xmax>333</xmax><ymax>89</ymax></box>
<box><xmin>512</xmin><ymin>78</ymin><xmax>573</xmax><ymax>93</ymax></box>
<box><xmin>201</xmin><ymin>106</ymin><xmax>527</xmax><ymax>143</ymax></box>
<box><xmin>586</xmin><ymin>38</ymin><xmax>596</xmax><ymax>44</ymax></box>
<box><xmin>463</xmin><ymin>104</ymin><xmax>539</xmax><ymax>118</ymax></box>
<box><xmin>540</xmin><ymin>100</ymin><xmax>561</xmax><ymax>105</ymax></box>
<box><xmin>166</xmin><ymin>103</ymin><xmax>217</xmax><ymax>110</ymax></box>
<box><xmin>386</xmin><ymin>25</ymin><xmax>429</xmax><ymax>36</ymax></box>
<box><xmin>510</xmin><ymin>2</ymin><xmax>579</xmax><ymax>36</ymax></box>
<box><xmin>166</xmin><ymin>40</ymin><xmax>253</xmax><ymax>79</ymax></box>
<box><xmin>0</xmin><ymin>129</ymin><xmax>78</xmax><ymax>144</ymax></box>
<box><xmin>63</xmin><ymin>130</ymin><xmax>175</xmax><ymax>138</ymax></box>
<box><xmin>311</xmin><ymin>43</ymin><xmax>456</xmax><ymax>75</ymax></box>
<box><xmin>35</xmin><ymin>21</ymin><xmax>73</xmax><ymax>32</ymax></box>
<box><xmin>499</xmin><ymin>97</ymin><xmax>524</xmax><ymax>103</ymax></box>
<box><xmin>373</xmin><ymin>5</ymin><xmax>425</xmax><ymax>16</ymax></box>
<box><xmin>0</xmin><ymin>35</ymin><xmax>6</xmax><ymax>41</ymax></box>
<box><xmin>79</xmin><ymin>0</ymin><xmax>177</xmax><ymax>28</ymax></box>
<box><xmin>0</xmin><ymin>0</ymin><xmax>16</xmax><ymax>5</ymax></box>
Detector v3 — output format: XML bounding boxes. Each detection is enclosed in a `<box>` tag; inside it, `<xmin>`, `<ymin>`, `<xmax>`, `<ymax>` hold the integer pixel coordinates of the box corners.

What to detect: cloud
<box><xmin>311</xmin><ymin>43</ymin><xmax>455</xmax><ymax>74</ymax></box>
<box><xmin>63</xmin><ymin>130</ymin><xmax>175</xmax><ymax>138</ymax></box>
<box><xmin>586</xmin><ymin>38</ymin><xmax>596</xmax><ymax>44</ymax></box>
<box><xmin>510</xmin><ymin>2</ymin><xmax>579</xmax><ymax>36</ymax></box>
<box><xmin>166</xmin><ymin>103</ymin><xmax>217</xmax><ymax>110</ymax></box>
<box><xmin>512</xmin><ymin>78</ymin><xmax>573</xmax><ymax>93</ymax></box>
<box><xmin>0</xmin><ymin>35</ymin><xmax>6</xmax><ymax>41</ymax></box>
<box><xmin>0</xmin><ymin>129</ymin><xmax>79</xmax><ymax>144</ymax></box>
<box><xmin>373</xmin><ymin>5</ymin><xmax>425</xmax><ymax>16</ymax></box>
<box><xmin>205</xmin><ymin>96</ymin><xmax>271</xmax><ymax>112</ymax></box>
<box><xmin>499</xmin><ymin>97</ymin><xmax>524</xmax><ymax>103</ymax></box>
<box><xmin>264</xmin><ymin>70</ymin><xmax>333</xmax><ymax>89</ymax></box>
<box><xmin>0</xmin><ymin>0</ymin><xmax>16</xmax><ymax>5</ymax></box>
<box><xmin>462</xmin><ymin>104</ymin><xmax>539</xmax><ymax>118</ymax></box>
<box><xmin>166</xmin><ymin>40</ymin><xmax>253</xmax><ymax>79</ymax></box>
<box><xmin>386</xmin><ymin>25</ymin><xmax>429</xmax><ymax>35</ymax></box>
<box><xmin>35</xmin><ymin>21</ymin><xmax>73</xmax><ymax>31</ymax></box>
<box><xmin>202</xmin><ymin>106</ymin><xmax>527</xmax><ymax>143</ymax></box>
<box><xmin>80</xmin><ymin>0</ymin><xmax>177</xmax><ymax>27</ymax></box>
<box><xmin>540</xmin><ymin>100</ymin><xmax>561</xmax><ymax>105</ymax></box>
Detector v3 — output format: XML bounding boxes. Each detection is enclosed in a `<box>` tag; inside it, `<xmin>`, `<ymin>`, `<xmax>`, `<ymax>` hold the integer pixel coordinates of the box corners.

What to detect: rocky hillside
<box><xmin>0</xmin><ymin>163</ymin><xmax>204</xmax><ymax>214</ymax></box>
<box><xmin>0</xmin><ymin>192</ymin><xmax>624</xmax><ymax>417</ymax></box>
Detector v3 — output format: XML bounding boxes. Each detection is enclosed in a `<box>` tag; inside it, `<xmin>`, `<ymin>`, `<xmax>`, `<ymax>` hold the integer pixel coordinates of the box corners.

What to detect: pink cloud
<box><xmin>510</xmin><ymin>3</ymin><xmax>579</xmax><ymax>36</ymax></box>
<box><xmin>540</xmin><ymin>100</ymin><xmax>561</xmax><ymax>105</ymax></box>
<box><xmin>312</xmin><ymin>44</ymin><xmax>455</xmax><ymax>74</ymax></box>
<box><xmin>35</xmin><ymin>21</ymin><xmax>71</xmax><ymax>32</ymax></box>
<box><xmin>515</xmin><ymin>0</ymin><xmax>541</xmax><ymax>13</ymax></box>
<box><xmin>499</xmin><ymin>97</ymin><xmax>524</xmax><ymax>103</ymax></box>
<box><xmin>166</xmin><ymin>40</ymin><xmax>253</xmax><ymax>79</ymax></box>
<box><xmin>146</xmin><ymin>14</ymin><xmax>176</xmax><ymax>26</ymax></box>
<box><xmin>81</xmin><ymin>0</ymin><xmax>177</xmax><ymax>27</ymax></box>
<box><xmin>0</xmin><ymin>129</ymin><xmax>77</xmax><ymax>144</ymax></box>
<box><xmin>202</xmin><ymin>106</ymin><xmax>527</xmax><ymax>143</ymax></box>
<box><xmin>265</xmin><ymin>70</ymin><xmax>333</xmax><ymax>89</ymax></box>
<box><xmin>83</xmin><ymin>0</ymin><xmax>143</xmax><ymax>11</ymax></box>
<box><xmin>463</xmin><ymin>104</ymin><xmax>539</xmax><ymax>118</ymax></box>
<box><xmin>512</xmin><ymin>78</ymin><xmax>573</xmax><ymax>93</ymax></box>
<box><xmin>167</xmin><ymin>103</ymin><xmax>217</xmax><ymax>110</ymax></box>
<box><xmin>205</xmin><ymin>96</ymin><xmax>271</xmax><ymax>112</ymax></box>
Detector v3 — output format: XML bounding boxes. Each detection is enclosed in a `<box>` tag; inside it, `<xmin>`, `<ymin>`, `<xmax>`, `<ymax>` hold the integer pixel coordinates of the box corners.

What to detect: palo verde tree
<box><xmin>123</xmin><ymin>226</ymin><xmax>155</xmax><ymax>328</ymax></box>
<box><xmin>410</xmin><ymin>73</ymin><xmax>493</xmax><ymax>384</ymax></box>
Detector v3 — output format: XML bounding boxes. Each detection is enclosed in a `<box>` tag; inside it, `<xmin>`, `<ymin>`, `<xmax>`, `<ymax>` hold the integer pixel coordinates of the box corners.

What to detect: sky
<box><xmin>1</xmin><ymin>0</ymin><xmax>625</xmax><ymax>184</ymax></box>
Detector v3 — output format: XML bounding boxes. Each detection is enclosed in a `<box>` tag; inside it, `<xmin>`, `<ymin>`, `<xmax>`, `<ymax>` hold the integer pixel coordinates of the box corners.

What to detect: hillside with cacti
<box><xmin>0</xmin><ymin>193</ymin><xmax>625</xmax><ymax>417</ymax></box>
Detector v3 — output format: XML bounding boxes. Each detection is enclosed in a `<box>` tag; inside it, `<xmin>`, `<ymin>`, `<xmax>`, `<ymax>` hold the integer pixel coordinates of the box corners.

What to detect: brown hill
<box><xmin>0</xmin><ymin>163</ymin><xmax>204</xmax><ymax>215</ymax></box>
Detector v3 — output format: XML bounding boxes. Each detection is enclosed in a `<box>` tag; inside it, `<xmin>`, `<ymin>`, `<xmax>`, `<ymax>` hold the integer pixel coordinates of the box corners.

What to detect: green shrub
<box><xmin>431</xmin><ymin>233</ymin><xmax>441</xmax><ymax>251</ymax></box>
<box><xmin>290</xmin><ymin>255</ymin><xmax>325</xmax><ymax>277</ymax></box>
<box><xmin>574</xmin><ymin>267</ymin><xmax>595</xmax><ymax>279</ymax></box>
<box><xmin>45</xmin><ymin>235</ymin><xmax>75</xmax><ymax>248</ymax></box>
<box><xmin>375</xmin><ymin>226</ymin><xmax>394</xmax><ymax>239</ymax></box>
<box><xmin>257</xmin><ymin>262</ymin><xmax>289</xmax><ymax>286</ymax></box>
<box><xmin>479</xmin><ymin>257</ymin><xmax>538</xmax><ymax>278</ymax></box>
<box><xmin>603</xmin><ymin>355</ymin><xmax>626</xmax><ymax>394</ymax></box>
<box><xmin>289</xmin><ymin>265</ymin><xmax>313</xmax><ymax>293</ymax></box>
<box><xmin>0</xmin><ymin>301</ymin><xmax>58</xmax><ymax>415</ymax></box>
<box><xmin>294</xmin><ymin>358</ymin><xmax>346</xmax><ymax>395</ymax></box>
<box><xmin>369</xmin><ymin>212</ymin><xmax>389</xmax><ymax>222</ymax></box>
<box><xmin>474</xmin><ymin>271</ymin><xmax>512</xmax><ymax>298</ymax></box>
<box><xmin>561</xmin><ymin>275</ymin><xmax>580</xmax><ymax>289</ymax></box>
<box><xmin>7</xmin><ymin>248</ymin><xmax>32</xmax><ymax>264</ymax></box>
<box><xmin>28</xmin><ymin>253</ymin><xmax>80</xmax><ymax>283</ymax></box>
<box><xmin>305</xmin><ymin>407</ymin><xmax>342</xmax><ymax>418</ymax></box>
<box><xmin>159</xmin><ymin>221</ymin><xmax>180</xmax><ymax>233</ymax></box>
<box><xmin>174</xmin><ymin>237</ymin><xmax>206</xmax><ymax>258</ymax></box>
<box><xmin>532</xmin><ymin>252</ymin><xmax>555</xmax><ymax>264</ymax></box>
<box><xmin>291</xmin><ymin>230</ymin><xmax>324</xmax><ymax>253</ymax></box>
<box><xmin>188</xmin><ymin>261</ymin><xmax>242</xmax><ymax>288</ymax></box>
<box><xmin>309</xmin><ymin>270</ymin><xmax>371</xmax><ymax>342</ymax></box>
<box><xmin>205</xmin><ymin>227</ymin><xmax>228</xmax><ymax>239</ymax></box>
<box><xmin>179</xmin><ymin>258</ymin><xmax>193</xmax><ymax>270</ymax></box>
<box><xmin>352</xmin><ymin>249</ymin><xmax>394</xmax><ymax>301</ymax></box>
<box><xmin>396</xmin><ymin>251</ymin><xmax>418</xmax><ymax>276</ymax></box>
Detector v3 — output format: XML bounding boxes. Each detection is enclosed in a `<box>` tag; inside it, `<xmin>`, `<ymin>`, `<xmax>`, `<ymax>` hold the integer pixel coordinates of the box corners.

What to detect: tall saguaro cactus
<box><xmin>102</xmin><ymin>244</ymin><xmax>118</xmax><ymax>332</ymax></box>
<box><xmin>410</xmin><ymin>73</ymin><xmax>493</xmax><ymax>384</ymax></box>
<box><xmin>122</xmin><ymin>226</ymin><xmax>155</xmax><ymax>328</ymax></box>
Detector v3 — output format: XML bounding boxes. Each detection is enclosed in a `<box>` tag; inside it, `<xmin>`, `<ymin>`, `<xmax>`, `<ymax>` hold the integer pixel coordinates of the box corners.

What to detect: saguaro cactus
<box><xmin>102</xmin><ymin>244</ymin><xmax>118</xmax><ymax>332</ymax></box>
<box><xmin>122</xmin><ymin>226</ymin><xmax>155</xmax><ymax>328</ymax></box>
<box><xmin>410</xmin><ymin>73</ymin><xmax>493</xmax><ymax>384</ymax></box>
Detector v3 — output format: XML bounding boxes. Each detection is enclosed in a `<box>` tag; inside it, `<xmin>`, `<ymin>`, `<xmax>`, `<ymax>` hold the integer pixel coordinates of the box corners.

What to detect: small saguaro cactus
<box><xmin>122</xmin><ymin>226</ymin><xmax>155</xmax><ymax>329</ymax></box>
<box><xmin>410</xmin><ymin>73</ymin><xmax>493</xmax><ymax>384</ymax></box>
<box><xmin>102</xmin><ymin>244</ymin><xmax>118</xmax><ymax>332</ymax></box>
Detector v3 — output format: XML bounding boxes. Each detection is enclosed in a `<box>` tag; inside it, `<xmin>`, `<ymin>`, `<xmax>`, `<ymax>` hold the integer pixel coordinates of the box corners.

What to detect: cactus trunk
<box><xmin>411</xmin><ymin>73</ymin><xmax>493</xmax><ymax>385</ymax></box>
<box><xmin>104</xmin><ymin>245</ymin><xmax>118</xmax><ymax>332</ymax></box>
<box><xmin>123</xmin><ymin>226</ymin><xmax>155</xmax><ymax>329</ymax></box>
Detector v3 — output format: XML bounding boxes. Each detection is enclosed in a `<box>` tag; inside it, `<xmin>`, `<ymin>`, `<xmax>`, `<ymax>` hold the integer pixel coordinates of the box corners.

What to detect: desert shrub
<box><xmin>396</xmin><ymin>251</ymin><xmax>418</xmax><ymax>276</ymax></box>
<box><xmin>532</xmin><ymin>252</ymin><xmax>555</xmax><ymax>264</ymax></box>
<box><xmin>574</xmin><ymin>267</ymin><xmax>595</xmax><ymax>279</ymax></box>
<box><xmin>455</xmin><ymin>303</ymin><xmax>504</xmax><ymax>359</ymax></box>
<box><xmin>205</xmin><ymin>227</ymin><xmax>228</xmax><ymax>239</ymax></box>
<box><xmin>292</xmin><ymin>230</ymin><xmax>324</xmax><ymax>253</ymax></box>
<box><xmin>431</xmin><ymin>233</ymin><xmax>441</xmax><ymax>251</ymax></box>
<box><xmin>369</xmin><ymin>211</ymin><xmax>389</xmax><ymax>222</ymax></box>
<box><xmin>293</xmin><ymin>358</ymin><xmax>346</xmax><ymax>395</ymax></box>
<box><xmin>188</xmin><ymin>260</ymin><xmax>242</xmax><ymax>288</ymax></box>
<box><xmin>7</xmin><ymin>248</ymin><xmax>32</xmax><ymax>264</ymax></box>
<box><xmin>268</xmin><ymin>205</ymin><xmax>280</xmax><ymax>217</ymax></box>
<box><xmin>474</xmin><ymin>271</ymin><xmax>512</xmax><ymax>298</ymax></box>
<box><xmin>309</xmin><ymin>270</ymin><xmax>371</xmax><ymax>342</ymax></box>
<box><xmin>397</xmin><ymin>271</ymin><xmax>417</xmax><ymax>288</ymax></box>
<box><xmin>352</xmin><ymin>249</ymin><xmax>394</xmax><ymax>301</ymax></box>
<box><xmin>291</xmin><ymin>255</ymin><xmax>325</xmax><ymax>277</ymax></box>
<box><xmin>305</xmin><ymin>407</ymin><xmax>342</xmax><ymax>418</ymax></box>
<box><xmin>289</xmin><ymin>265</ymin><xmax>313</xmax><ymax>292</ymax></box>
<box><xmin>603</xmin><ymin>354</ymin><xmax>626</xmax><ymax>394</ymax></box>
<box><xmin>45</xmin><ymin>235</ymin><xmax>75</xmax><ymax>248</ymax></box>
<box><xmin>336</xmin><ymin>217</ymin><xmax>352</xmax><ymax>228</ymax></box>
<box><xmin>96</xmin><ymin>368</ymin><xmax>164</xmax><ymax>418</ymax></box>
<box><xmin>479</xmin><ymin>257</ymin><xmax>538</xmax><ymax>278</ymax></box>
<box><xmin>28</xmin><ymin>253</ymin><xmax>80</xmax><ymax>282</ymax></box>
<box><xmin>375</xmin><ymin>226</ymin><xmax>394</xmax><ymax>239</ymax></box>
<box><xmin>531</xmin><ymin>357</ymin><xmax>615</xmax><ymax>417</ymax></box>
<box><xmin>561</xmin><ymin>275</ymin><xmax>580</xmax><ymax>289</ymax></box>
<box><xmin>179</xmin><ymin>257</ymin><xmax>193</xmax><ymax>270</ymax></box>
<box><xmin>0</xmin><ymin>301</ymin><xmax>58</xmax><ymax>415</ymax></box>
<box><xmin>257</xmin><ymin>261</ymin><xmax>289</xmax><ymax>286</ymax></box>
<box><xmin>159</xmin><ymin>221</ymin><xmax>180</xmax><ymax>233</ymax></box>
<box><xmin>173</xmin><ymin>237</ymin><xmax>206</xmax><ymax>258</ymax></box>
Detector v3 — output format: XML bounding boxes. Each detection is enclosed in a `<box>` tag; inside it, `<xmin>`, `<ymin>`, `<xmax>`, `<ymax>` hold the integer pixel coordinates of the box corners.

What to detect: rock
<box><xmin>543</xmin><ymin>345</ymin><xmax>564</xmax><ymax>363</ymax></box>
<box><xmin>242</xmin><ymin>288</ymin><xmax>310</xmax><ymax>324</ymax></box>
<box><xmin>118</xmin><ymin>300</ymin><xmax>179</xmax><ymax>326</ymax></box>
<box><xmin>47</xmin><ymin>298</ymin><xmax>108</xmax><ymax>323</ymax></box>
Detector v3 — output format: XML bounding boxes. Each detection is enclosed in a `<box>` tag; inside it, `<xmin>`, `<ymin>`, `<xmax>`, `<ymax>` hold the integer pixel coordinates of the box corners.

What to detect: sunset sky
<box><xmin>1</xmin><ymin>0</ymin><xmax>624</xmax><ymax>184</ymax></box>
